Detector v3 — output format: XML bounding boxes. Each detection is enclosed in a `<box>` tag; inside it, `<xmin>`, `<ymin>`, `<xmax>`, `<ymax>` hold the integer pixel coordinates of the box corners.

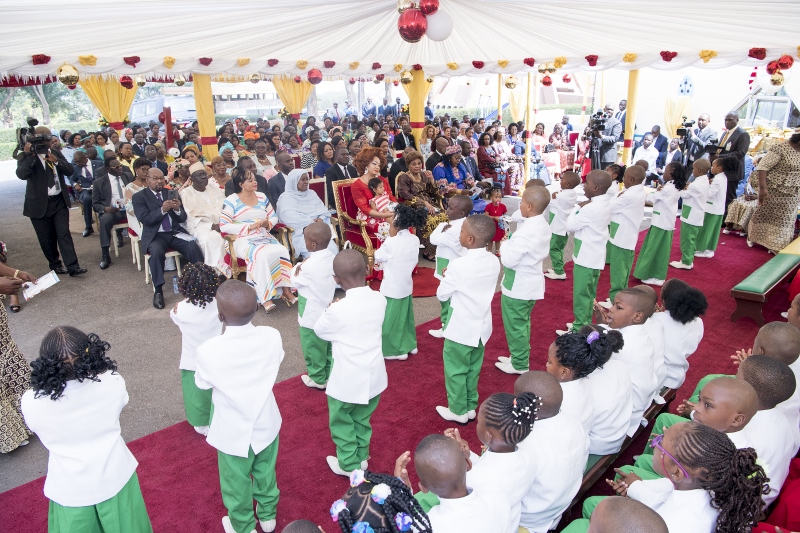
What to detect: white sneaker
<box><xmin>361</xmin><ymin>460</ymin><xmax>369</xmax><ymax>470</ymax></box>
<box><xmin>326</xmin><ymin>455</ymin><xmax>351</xmax><ymax>476</ymax></box>
<box><xmin>495</xmin><ymin>361</ymin><xmax>527</xmax><ymax>375</ymax></box>
<box><xmin>409</xmin><ymin>348</ymin><xmax>418</xmax><ymax>355</ymax></box>
<box><xmin>497</xmin><ymin>356</ymin><xmax>511</xmax><ymax>364</ymax></box>
<box><xmin>428</xmin><ymin>328</ymin><xmax>444</xmax><ymax>338</ymax></box>
<box><xmin>301</xmin><ymin>375</ymin><xmax>326</xmax><ymax>389</ymax></box>
<box><xmin>223</xmin><ymin>516</ymin><xmax>256</xmax><ymax>533</ymax></box>
<box><xmin>704</xmin><ymin>251</ymin><xmax>714</xmax><ymax>258</ymax></box>
<box><xmin>782</xmin><ymin>311</ymin><xmax>789</xmax><ymax>319</ymax></box>
<box><xmin>722</xmin><ymin>228</ymin><xmax>731</xmax><ymax>234</ymax></box>
<box><xmin>467</xmin><ymin>410</ymin><xmax>476</xmax><ymax>420</ymax></box>
<box><xmin>738</xmin><ymin>231</ymin><xmax>747</xmax><ymax>237</ymax></box>
<box><xmin>747</xmin><ymin>240</ymin><xmax>754</xmax><ymax>248</ymax></box>
<box><xmin>193</xmin><ymin>425</ymin><xmax>209</xmax><ymax>436</ymax></box>
<box><xmin>669</xmin><ymin>260</ymin><xmax>693</xmax><ymax>270</ymax></box>
<box><xmin>597</xmin><ymin>298</ymin><xmax>613</xmax><ymax>310</ymax></box>
<box><xmin>555</xmin><ymin>329</ymin><xmax>570</xmax><ymax>336</ymax></box>
<box><xmin>694</xmin><ymin>250</ymin><xmax>706</xmax><ymax>257</ymax></box>
<box><xmin>641</xmin><ymin>278</ymin><xmax>665</xmax><ymax>286</ymax></box>
<box><xmin>544</xmin><ymin>269</ymin><xmax>567</xmax><ymax>280</ymax></box>
<box><xmin>436</xmin><ymin>406</ymin><xmax>469</xmax><ymax>424</ymax></box>
<box><xmin>565</xmin><ymin>322</ymin><xmax>574</xmax><ymax>330</ymax></box>
<box><xmin>259</xmin><ymin>519</ymin><xmax>277</xmax><ymax>533</ymax></box>
<box><xmin>19</xmin><ymin>439</ymin><xmax>29</xmax><ymax>447</ymax></box>
<box><xmin>385</xmin><ymin>354</ymin><xmax>408</xmax><ymax>361</ymax></box>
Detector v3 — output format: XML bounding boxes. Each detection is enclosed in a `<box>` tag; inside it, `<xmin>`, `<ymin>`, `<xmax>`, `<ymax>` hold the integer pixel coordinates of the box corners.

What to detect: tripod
<box><xmin>590</xmin><ymin>135</ymin><xmax>602</xmax><ymax>170</ymax></box>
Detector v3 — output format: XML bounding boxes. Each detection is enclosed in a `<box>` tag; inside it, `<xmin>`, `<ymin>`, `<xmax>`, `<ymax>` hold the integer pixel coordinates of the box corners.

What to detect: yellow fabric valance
<box><xmin>401</xmin><ymin>70</ymin><xmax>433</xmax><ymax>147</ymax></box>
<box><xmin>78</xmin><ymin>76</ymin><xmax>137</xmax><ymax>128</ymax></box>
<box><xmin>273</xmin><ymin>75</ymin><xmax>314</xmax><ymax>116</ymax></box>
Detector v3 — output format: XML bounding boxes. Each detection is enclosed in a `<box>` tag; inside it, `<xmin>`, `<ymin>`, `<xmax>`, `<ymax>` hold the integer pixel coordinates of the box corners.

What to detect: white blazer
<box><xmin>648</xmin><ymin>182</ymin><xmax>680</xmax><ymax>231</ymax></box>
<box><xmin>500</xmin><ymin>213</ymin><xmax>551</xmax><ymax>301</ymax></box>
<box><xmin>429</xmin><ymin>218</ymin><xmax>466</xmax><ymax>280</ymax></box>
<box><xmin>566</xmin><ymin>194</ymin><xmax>612</xmax><ymax>270</ymax></box>
<box><xmin>780</xmin><ymin>358</ymin><xmax>800</xmax><ymax>430</ymax></box>
<box><xmin>627</xmin><ymin>477</ymin><xmax>717</xmax><ymax>533</ymax></box>
<box><xmin>195</xmin><ymin>324</ymin><xmax>283</xmax><ymax>457</ymax></box>
<box><xmin>170</xmin><ymin>298</ymin><xmax>223</xmax><ymax>371</ymax></box>
<box><xmin>643</xmin><ymin>317</ymin><xmax>666</xmax><ymax>393</ymax></box>
<box><xmin>467</xmin><ymin>448</ymin><xmax>536</xmax><ymax>533</ymax></box>
<box><xmin>314</xmin><ymin>286</ymin><xmax>387</xmax><ymax>404</ymax></box>
<box><xmin>21</xmin><ymin>372</ymin><xmax>139</xmax><ymax>507</ymax></box>
<box><xmin>651</xmin><ymin>312</ymin><xmax>703</xmax><ymax>389</ymax></box>
<box><xmin>610</xmin><ymin>324</ymin><xmax>658</xmax><ymax>437</ymax></box>
<box><xmin>585</xmin><ymin>360</ymin><xmax>633</xmax><ymax>455</ymax></box>
<box><xmin>558</xmin><ymin>379</ymin><xmax>594</xmax><ymax>446</ymax></box>
<box><xmin>548</xmin><ymin>189</ymin><xmax>578</xmax><ymax>236</ymax></box>
<box><xmin>608</xmin><ymin>183</ymin><xmax>646</xmax><ymax>251</ymax></box>
<box><xmin>428</xmin><ymin>487</ymin><xmax>512</xmax><ymax>533</ymax></box>
<box><xmin>705</xmin><ymin>173</ymin><xmax>729</xmax><ymax>216</ymax></box>
<box><xmin>374</xmin><ymin>229</ymin><xmax>419</xmax><ymax>299</ymax></box>
<box><xmin>744</xmin><ymin>407</ymin><xmax>800</xmax><ymax>505</ymax></box>
<box><xmin>437</xmin><ymin>248</ymin><xmax>501</xmax><ymax>347</ymax></box>
<box><xmin>291</xmin><ymin>249</ymin><xmax>336</xmax><ymax>329</ymax></box>
<box><xmin>680</xmin><ymin>175</ymin><xmax>709</xmax><ymax>226</ymax></box>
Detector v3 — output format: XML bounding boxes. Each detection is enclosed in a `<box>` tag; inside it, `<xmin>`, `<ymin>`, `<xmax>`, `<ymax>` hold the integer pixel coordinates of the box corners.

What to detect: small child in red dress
<box><xmin>484</xmin><ymin>187</ymin><xmax>507</xmax><ymax>254</ymax></box>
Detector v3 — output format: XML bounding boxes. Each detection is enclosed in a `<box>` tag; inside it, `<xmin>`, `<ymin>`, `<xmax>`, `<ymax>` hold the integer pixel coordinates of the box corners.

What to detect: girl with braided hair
<box><xmin>20</xmin><ymin>326</ymin><xmax>153</xmax><ymax>532</ymax></box>
<box><xmin>330</xmin><ymin>469</ymin><xmax>432</xmax><ymax>533</ymax></box>
<box><xmin>169</xmin><ymin>262</ymin><xmax>222</xmax><ymax>436</ymax></box>
<box><xmin>588</xmin><ymin>422</ymin><xmax>768</xmax><ymax>533</ymax></box>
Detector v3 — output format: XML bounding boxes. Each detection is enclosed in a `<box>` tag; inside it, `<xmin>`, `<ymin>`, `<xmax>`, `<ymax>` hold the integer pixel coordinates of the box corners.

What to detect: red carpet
<box><xmin>369</xmin><ymin>266</ymin><xmax>439</xmax><ymax>298</ymax></box>
<box><xmin>0</xmin><ymin>226</ymin><xmax>785</xmax><ymax>532</ymax></box>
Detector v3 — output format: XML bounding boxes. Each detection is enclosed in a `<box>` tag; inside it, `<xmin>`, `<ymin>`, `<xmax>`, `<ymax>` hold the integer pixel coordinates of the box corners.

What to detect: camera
<box><xmin>703</xmin><ymin>138</ymin><xmax>721</xmax><ymax>154</ymax></box>
<box><xmin>17</xmin><ymin>117</ymin><xmax>52</xmax><ymax>155</ymax></box>
<box><xmin>588</xmin><ymin>110</ymin><xmax>607</xmax><ymax>133</ymax></box>
<box><xmin>676</xmin><ymin>116</ymin><xmax>696</xmax><ymax>137</ymax></box>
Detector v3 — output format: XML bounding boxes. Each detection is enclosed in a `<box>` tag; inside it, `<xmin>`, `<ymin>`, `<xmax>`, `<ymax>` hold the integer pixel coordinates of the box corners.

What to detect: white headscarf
<box><xmin>276</xmin><ymin>169</ymin><xmax>329</xmax><ymax>229</ymax></box>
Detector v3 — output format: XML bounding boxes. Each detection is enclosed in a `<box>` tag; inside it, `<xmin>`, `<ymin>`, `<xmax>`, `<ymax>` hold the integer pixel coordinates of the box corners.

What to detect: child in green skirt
<box><xmin>670</xmin><ymin>159</ymin><xmax>710</xmax><ymax>270</ymax></box>
<box><xmin>695</xmin><ymin>155</ymin><xmax>738</xmax><ymax>259</ymax></box>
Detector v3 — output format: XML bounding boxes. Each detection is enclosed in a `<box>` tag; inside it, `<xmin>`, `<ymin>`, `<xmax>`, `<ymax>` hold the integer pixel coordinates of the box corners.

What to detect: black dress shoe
<box><xmin>100</xmin><ymin>257</ymin><xmax>112</xmax><ymax>270</ymax></box>
<box><xmin>69</xmin><ymin>267</ymin><xmax>88</xmax><ymax>277</ymax></box>
<box><xmin>82</xmin><ymin>228</ymin><xmax>94</xmax><ymax>237</ymax></box>
<box><xmin>153</xmin><ymin>292</ymin><xmax>165</xmax><ymax>309</ymax></box>
<box><xmin>116</xmin><ymin>233</ymin><xmax>124</xmax><ymax>248</ymax></box>
<box><xmin>54</xmin><ymin>267</ymin><xmax>69</xmax><ymax>275</ymax></box>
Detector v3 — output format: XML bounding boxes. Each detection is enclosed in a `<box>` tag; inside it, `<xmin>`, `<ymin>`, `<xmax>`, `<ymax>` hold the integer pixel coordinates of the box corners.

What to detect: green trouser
<box><xmin>48</xmin><ymin>472</ymin><xmax>153</xmax><ymax>533</ymax></box>
<box><xmin>217</xmin><ymin>438</ymin><xmax>280</xmax><ymax>533</ymax></box>
<box><xmin>581</xmin><ymin>496</ymin><xmax>605</xmax><ymax>520</ymax></box>
<box><xmin>572</xmin><ymin>264</ymin><xmax>601</xmax><ymax>331</ymax></box>
<box><xmin>698</xmin><ymin>213</ymin><xmax>724</xmax><ymax>251</ymax></box>
<box><xmin>181</xmin><ymin>369</ymin><xmax>212</xmax><ymax>428</ymax></box>
<box><xmin>679</xmin><ymin>222</ymin><xmax>702</xmax><ymax>265</ymax></box>
<box><xmin>443</xmin><ymin>339</ymin><xmax>485</xmax><ymax>416</ymax></box>
<box><xmin>299</xmin><ymin>326</ymin><xmax>332</xmax><ymax>385</ymax></box>
<box><xmin>501</xmin><ymin>294</ymin><xmax>536</xmax><ymax>371</ymax></box>
<box><xmin>607</xmin><ymin>243</ymin><xmax>635</xmax><ymax>303</ymax></box>
<box><xmin>328</xmin><ymin>395</ymin><xmax>380</xmax><ymax>472</ymax></box>
<box><xmin>560</xmin><ymin>519</ymin><xmax>590</xmax><ymax>533</ymax></box>
<box><xmin>549</xmin><ymin>233</ymin><xmax>568</xmax><ymax>275</ymax></box>
<box><xmin>689</xmin><ymin>374</ymin><xmax>731</xmax><ymax>404</ymax></box>
<box><xmin>641</xmin><ymin>413</ymin><xmax>691</xmax><ymax>456</ymax></box>
<box><xmin>633</xmin><ymin>226</ymin><xmax>673</xmax><ymax>282</ymax></box>
<box><xmin>382</xmin><ymin>295</ymin><xmax>417</xmax><ymax>356</ymax></box>
<box><xmin>439</xmin><ymin>299</ymin><xmax>451</xmax><ymax>327</ymax></box>
<box><xmin>414</xmin><ymin>491</ymin><xmax>441</xmax><ymax>513</ymax></box>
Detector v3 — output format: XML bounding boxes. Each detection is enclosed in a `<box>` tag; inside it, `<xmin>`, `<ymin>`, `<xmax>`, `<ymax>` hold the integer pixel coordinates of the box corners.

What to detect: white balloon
<box><xmin>425</xmin><ymin>9</ymin><xmax>453</xmax><ymax>41</ymax></box>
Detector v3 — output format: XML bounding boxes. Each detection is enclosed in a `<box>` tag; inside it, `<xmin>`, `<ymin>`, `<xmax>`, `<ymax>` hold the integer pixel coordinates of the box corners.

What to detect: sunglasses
<box><xmin>650</xmin><ymin>434</ymin><xmax>689</xmax><ymax>480</ymax></box>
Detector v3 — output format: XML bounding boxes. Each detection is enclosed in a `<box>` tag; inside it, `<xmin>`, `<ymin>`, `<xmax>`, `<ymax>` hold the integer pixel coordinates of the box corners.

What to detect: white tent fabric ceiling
<box><xmin>1</xmin><ymin>0</ymin><xmax>798</xmax><ymax>80</ymax></box>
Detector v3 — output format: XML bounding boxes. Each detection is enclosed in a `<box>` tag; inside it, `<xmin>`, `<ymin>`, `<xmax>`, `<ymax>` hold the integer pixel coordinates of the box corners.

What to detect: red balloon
<box><xmin>119</xmin><ymin>75</ymin><xmax>133</xmax><ymax>89</ymax></box>
<box><xmin>419</xmin><ymin>0</ymin><xmax>439</xmax><ymax>15</ymax></box>
<box><xmin>158</xmin><ymin>111</ymin><xmax>166</xmax><ymax>123</ymax></box>
<box><xmin>562</xmin><ymin>74</ymin><xmax>572</xmax><ymax>84</ymax></box>
<box><xmin>293</xmin><ymin>76</ymin><xmax>302</xmax><ymax>83</ymax></box>
<box><xmin>766</xmin><ymin>61</ymin><xmax>780</xmax><ymax>75</ymax></box>
<box><xmin>307</xmin><ymin>68</ymin><xmax>323</xmax><ymax>85</ymax></box>
<box><xmin>397</xmin><ymin>8</ymin><xmax>427</xmax><ymax>43</ymax></box>
<box><xmin>542</xmin><ymin>75</ymin><xmax>552</xmax><ymax>87</ymax></box>
<box><xmin>375</xmin><ymin>74</ymin><xmax>385</xmax><ymax>81</ymax></box>
<box><xmin>349</xmin><ymin>77</ymin><xmax>356</xmax><ymax>85</ymax></box>
<box><xmin>778</xmin><ymin>54</ymin><xmax>794</xmax><ymax>70</ymax></box>
<box><xmin>393</xmin><ymin>80</ymin><xmax>400</xmax><ymax>87</ymax></box>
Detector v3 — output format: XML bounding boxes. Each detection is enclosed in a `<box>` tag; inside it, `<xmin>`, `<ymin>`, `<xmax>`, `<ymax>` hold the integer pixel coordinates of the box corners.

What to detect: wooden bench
<box><xmin>730</xmin><ymin>254</ymin><xmax>800</xmax><ymax>326</ymax></box>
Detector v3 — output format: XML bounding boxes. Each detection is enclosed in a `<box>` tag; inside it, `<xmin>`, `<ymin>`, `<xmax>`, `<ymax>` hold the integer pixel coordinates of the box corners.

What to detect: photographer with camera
<box><xmin>15</xmin><ymin>121</ymin><xmax>87</xmax><ymax>277</ymax></box>
<box><xmin>685</xmin><ymin>114</ymin><xmax>717</xmax><ymax>163</ymax></box>
<box><xmin>593</xmin><ymin>104</ymin><xmax>622</xmax><ymax>170</ymax></box>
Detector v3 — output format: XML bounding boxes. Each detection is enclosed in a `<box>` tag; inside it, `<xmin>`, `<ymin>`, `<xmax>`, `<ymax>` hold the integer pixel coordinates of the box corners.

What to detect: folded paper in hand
<box><xmin>22</xmin><ymin>271</ymin><xmax>60</xmax><ymax>301</ymax></box>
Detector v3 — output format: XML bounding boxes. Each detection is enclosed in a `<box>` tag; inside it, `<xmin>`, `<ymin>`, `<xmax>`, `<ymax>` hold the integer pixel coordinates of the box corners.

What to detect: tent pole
<box><xmin>192</xmin><ymin>74</ymin><xmax>219</xmax><ymax>159</ymax></box>
<box><xmin>497</xmin><ymin>74</ymin><xmax>503</xmax><ymax>123</ymax></box>
<box><xmin>523</xmin><ymin>73</ymin><xmax>533</xmax><ymax>184</ymax></box>
<box><xmin>407</xmin><ymin>70</ymin><xmax>429</xmax><ymax>149</ymax></box>
<box><xmin>622</xmin><ymin>69</ymin><xmax>639</xmax><ymax>165</ymax></box>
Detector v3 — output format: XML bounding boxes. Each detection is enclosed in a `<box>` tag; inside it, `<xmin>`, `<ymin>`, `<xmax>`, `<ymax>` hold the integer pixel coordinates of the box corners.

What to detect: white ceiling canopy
<box><xmin>1</xmin><ymin>0</ymin><xmax>798</xmax><ymax>81</ymax></box>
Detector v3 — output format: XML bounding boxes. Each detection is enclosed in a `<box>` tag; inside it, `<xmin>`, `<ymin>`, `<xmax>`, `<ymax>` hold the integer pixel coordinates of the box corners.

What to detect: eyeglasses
<box><xmin>650</xmin><ymin>434</ymin><xmax>689</xmax><ymax>480</ymax></box>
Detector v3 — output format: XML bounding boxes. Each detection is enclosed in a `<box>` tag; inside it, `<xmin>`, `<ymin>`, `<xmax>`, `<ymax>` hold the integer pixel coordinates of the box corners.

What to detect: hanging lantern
<box><xmin>393</xmin><ymin>80</ymin><xmax>400</xmax><ymax>87</ymax></box>
<box><xmin>419</xmin><ymin>0</ymin><xmax>438</xmax><ymax>15</ymax></box>
<box><xmin>397</xmin><ymin>0</ymin><xmax>414</xmax><ymax>13</ymax></box>
<box><xmin>426</xmin><ymin>76</ymin><xmax>434</xmax><ymax>83</ymax></box>
<box><xmin>249</xmin><ymin>73</ymin><xmax>261</xmax><ymax>84</ymax></box>
<box><xmin>541</xmin><ymin>75</ymin><xmax>552</xmax><ymax>87</ymax></box>
<box><xmin>293</xmin><ymin>75</ymin><xmax>302</xmax><ymax>83</ymax></box>
<box><xmin>770</xmin><ymin>71</ymin><xmax>785</xmax><ymax>86</ymax></box>
<box><xmin>119</xmin><ymin>75</ymin><xmax>134</xmax><ymax>89</ymax></box>
<box><xmin>766</xmin><ymin>61</ymin><xmax>781</xmax><ymax>75</ymax></box>
<box><xmin>425</xmin><ymin>9</ymin><xmax>453</xmax><ymax>42</ymax></box>
<box><xmin>504</xmin><ymin>76</ymin><xmax>518</xmax><ymax>89</ymax></box>
<box><xmin>537</xmin><ymin>64</ymin><xmax>546</xmax><ymax>74</ymax></box>
<box><xmin>546</xmin><ymin>64</ymin><xmax>556</xmax><ymax>74</ymax></box>
<box><xmin>349</xmin><ymin>77</ymin><xmax>356</xmax><ymax>85</ymax></box>
<box><xmin>307</xmin><ymin>69</ymin><xmax>323</xmax><ymax>84</ymax></box>
<box><xmin>778</xmin><ymin>54</ymin><xmax>794</xmax><ymax>70</ymax></box>
<box><xmin>397</xmin><ymin>8</ymin><xmax>427</xmax><ymax>43</ymax></box>
<box><xmin>400</xmin><ymin>70</ymin><xmax>413</xmax><ymax>84</ymax></box>
<box><xmin>375</xmin><ymin>74</ymin><xmax>385</xmax><ymax>81</ymax></box>
<box><xmin>562</xmin><ymin>73</ymin><xmax>572</xmax><ymax>84</ymax></box>
<box><xmin>174</xmin><ymin>74</ymin><xmax>186</xmax><ymax>86</ymax></box>
<box><xmin>135</xmin><ymin>75</ymin><xmax>146</xmax><ymax>87</ymax></box>
<box><xmin>57</xmin><ymin>63</ymin><xmax>79</xmax><ymax>86</ymax></box>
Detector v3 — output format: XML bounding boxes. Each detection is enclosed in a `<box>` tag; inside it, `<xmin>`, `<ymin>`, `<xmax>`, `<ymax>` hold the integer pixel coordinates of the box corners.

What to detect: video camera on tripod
<box><xmin>588</xmin><ymin>110</ymin><xmax>608</xmax><ymax>133</ymax></box>
<box><xmin>676</xmin><ymin>116</ymin><xmax>695</xmax><ymax>137</ymax></box>
<box><xmin>16</xmin><ymin>117</ymin><xmax>52</xmax><ymax>155</ymax></box>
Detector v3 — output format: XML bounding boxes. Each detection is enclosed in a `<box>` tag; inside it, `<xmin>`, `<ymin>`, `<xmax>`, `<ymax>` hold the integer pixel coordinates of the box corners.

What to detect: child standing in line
<box><xmin>484</xmin><ymin>187</ymin><xmax>507</xmax><ymax>254</ymax></box>
<box><xmin>427</xmin><ymin>195</ymin><xmax>471</xmax><ymax>339</ymax></box>
<box><xmin>558</xmin><ymin>170</ymin><xmax>613</xmax><ymax>335</ymax></box>
<box><xmin>436</xmin><ymin>214</ymin><xmax>500</xmax><ymax>423</ymax></box>
<box><xmin>670</xmin><ymin>159</ymin><xmax>711</xmax><ymax>270</ymax></box>
<box><xmin>695</xmin><ymin>155</ymin><xmax>737</xmax><ymax>259</ymax></box>
<box><xmin>290</xmin><ymin>221</ymin><xmax>337</xmax><ymax>389</ymax></box>
<box><xmin>495</xmin><ymin>186</ymin><xmax>552</xmax><ymax>375</ymax></box>
<box><xmin>194</xmin><ymin>280</ymin><xmax>284</xmax><ymax>533</ymax></box>
<box><xmin>169</xmin><ymin>263</ymin><xmax>223</xmax><ymax>436</ymax></box>
<box><xmin>21</xmin><ymin>327</ymin><xmax>153</xmax><ymax>533</ymax></box>
<box><xmin>599</xmin><ymin>165</ymin><xmax>647</xmax><ymax>309</ymax></box>
<box><xmin>314</xmin><ymin>250</ymin><xmax>387</xmax><ymax>476</ymax></box>
<box><xmin>544</xmin><ymin>171</ymin><xmax>580</xmax><ymax>281</ymax></box>
<box><xmin>376</xmin><ymin>205</ymin><xmax>428</xmax><ymax>361</ymax></box>
<box><xmin>633</xmin><ymin>162</ymin><xmax>687</xmax><ymax>286</ymax></box>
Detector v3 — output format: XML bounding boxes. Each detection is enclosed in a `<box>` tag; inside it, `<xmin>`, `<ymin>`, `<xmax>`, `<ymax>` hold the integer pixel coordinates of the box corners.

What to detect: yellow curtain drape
<box><xmin>192</xmin><ymin>74</ymin><xmax>219</xmax><ymax>159</ymax></box>
<box><xmin>273</xmin><ymin>75</ymin><xmax>314</xmax><ymax>116</ymax></box>
<box><xmin>621</xmin><ymin>70</ymin><xmax>640</xmax><ymax>165</ymax></box>
<box><xmin>664</xmin><ymin>96</ymin><xmax>693</xmax><ymax>138</ymax></box>
<box><xmin>508</xmin><ymin>85</ymin><xmax>524</xmax><ymax>123</ymax></box>
<box><xmin>78</xmin><ymin>76</ymin><xmax>137</xmax><ymax>128</ymax></box>
<box><xmin>401</xmin><ymin>70</ymin><xmax>433</xmax><ymax>147</ymax></box>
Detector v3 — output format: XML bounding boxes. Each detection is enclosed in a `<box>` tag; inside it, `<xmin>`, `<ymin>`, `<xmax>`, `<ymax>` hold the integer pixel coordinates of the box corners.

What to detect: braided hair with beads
<box><xmin>481</xmin><ymin>392</ymin><xmax>541</xmax><ymax>446</ymax></box>
<box><xmin>30</xmin><ymin>326</ymin><xmax>117</xmax><ymax>401</ymax></box>
<box><xmin>672</xmin><ymin>423</ymin><xmax>768</xmax><ymax>533</ymax></box>
<box><xmin>178</xmin><ymin>262</ymin><xmax>219</xmax><ymax>308</ymax></box>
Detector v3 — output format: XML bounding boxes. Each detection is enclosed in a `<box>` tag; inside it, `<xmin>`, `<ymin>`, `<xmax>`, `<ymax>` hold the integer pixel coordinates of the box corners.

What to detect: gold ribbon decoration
<box><xmin>238</xmin><ymin>58</ymin><xmax>251</xmax><ymax>67</ymax></box>
<box><xmin>163</xmin><ymin>56</ymin><xmax>176</xmax><ymax>69</ymax></box>
<box><xmin>553</xmin><ymin>56</ymin><xmax>567</xmax><ymax>69</ymax></box>
<box><xmin>394</xmin><ymin>64</ymin><xmax>404</xmax><ymax>72</ymax></box>
<box><xmin>447</xmin><ymin>62</ymin><xmax>458</xmax><ymax>70</ymax></box>
<box><xmin>699</xmin><ymin>50</ymin><xmax>717</xmax><ymax>63</ymax></box>
<box><xmin>349</xmin><ymin>62</ymin><xmax>360</xmax><ymax>70</ymax></box>
<box><xmin>497</xmin><ymin>59</ymin><xmax>508</xmax><ymax>68</ymax></box>
<box><xmin>622</xmin><ymin>53</ymin><xmax>637</xmax><ymax>63</ymax></box>
<box><xmin>78</xmin><ymin>55</ymin><xmax>97</xmax><ymax>66</ymax></box>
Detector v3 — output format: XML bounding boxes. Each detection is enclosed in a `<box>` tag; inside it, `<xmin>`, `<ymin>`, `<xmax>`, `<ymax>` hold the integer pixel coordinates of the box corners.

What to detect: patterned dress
<box><xmin>219</xmin><ymin>192</ymin><xmax>292</xmax><ymax>304</ymax></box>
<box><xmin>0</xmin><ymin>301</ymin><xmax>30</xmax><ymax>452</ymax></box>
<box><xmin>747</xmin><ymin>142</ymin><xmax>800</xmax><ymax>251</ymax></box>
<box><xmin>395</xmin><ymin>172</ymin><xmax>449</xmax><ymax>258</ymax></box>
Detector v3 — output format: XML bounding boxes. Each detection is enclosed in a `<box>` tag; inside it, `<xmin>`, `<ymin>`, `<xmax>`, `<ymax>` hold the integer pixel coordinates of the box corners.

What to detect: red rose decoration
<box><xmin>748</xmin><ymin>48</ymin><xmax>767</xmax><ymax>60</ymax></box>
<box><xmin>308</xmin><ymin>69</ymin><xmax>323</xmax><ymax>84</ymax></box>
<box><xmin>660</xmin><ymin>51</ymin><xmax>678</xmax><ymax>62</ymax></box>
<box><xmin>293</xmin><ymin>76</ymin><xmax>302</xmax><ymax>83</ymax></box>
<box><xmin>766</xmin><ymin>61</ymin><xmax>781</xmax><ymax>75</ymax></box>
<box><xmin>541</xmin><ymin>75</ymin><xmax>552</xmax><ymax>87</ymax></box>
<box><xmin>268</xmin><ymin>59</ymin><xmax>279</xmax><ymax>67</ymax></box>
<box><xmin>472</xmin><ymin>61</ymin><xmax>485</xmax><ymax>69</ymax></box>
<box><xmin>119</xmin><ymin>76</ymin><xmax>133</xmax><ymax>89</ymax></box>
<box><xmin>123</xmin><ymin>56</ymin><xmax>140</xmax><ymax>67</ymax></box>
<box><xmin>199</xmin><ymin>57</ymin><xmax>212</xmax><ymax>66</ymax></box>
<box><xmin>376</xmin><ymin>74</ymin><xmax>385</xmax><ymax>81</ymax></box>
<box><xmin>585</xmin><ymin>55</ymin><xmax>598</xmax><ymax>67</ymax></box>
<box><xmin>349</xmin><ymin>77</ymin><xmax>356</xmax><ymax>85</ymax></box>
<box><xmin>324</xmin><ymin>61</ymin><xmax>335</xmax><ymax>69</ymax></box>
<box><xmin>372</xmin><ymin>62</ymin><xmax>381</xmax><ymax>70</ymax></box>
<box><xmin>778</xmin><ymin>54</ymin><xmax>794</xmax><ymax>70</ymax></box>
<box><xmin>523</xmin><ymin>57</ymin><xmax>535</xmax><ymax>67</ymax></box>
<box><xmin>32</xmin><ymin>54</ymin><xmax>51</xmax><ymax>65</ymax></box>
<box><xmin>413</xmin><ymin>64</ymin><xmax>422</xmax><ymax>71</ymax></box>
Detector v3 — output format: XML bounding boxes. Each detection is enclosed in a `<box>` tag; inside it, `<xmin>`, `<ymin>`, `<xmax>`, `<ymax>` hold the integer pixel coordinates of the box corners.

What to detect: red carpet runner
<box><xmin>0</xmin><ymin>227</ymin><xmax>787</xmax><ymax>532</ymax></box>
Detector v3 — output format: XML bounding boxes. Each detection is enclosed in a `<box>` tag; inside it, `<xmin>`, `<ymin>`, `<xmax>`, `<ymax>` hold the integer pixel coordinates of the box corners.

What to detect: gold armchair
<box><xmin>333</xmin><ymin>178</ymin><xmax>377</xmax><ymax>275</ymax></box>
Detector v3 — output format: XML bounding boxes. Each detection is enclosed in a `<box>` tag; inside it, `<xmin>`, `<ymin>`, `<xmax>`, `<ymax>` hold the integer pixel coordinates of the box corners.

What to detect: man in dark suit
<box><xmin>650</xmin><ymin>126</ymin><xmax>669</xmax><ymax>167</ymax></box>
<box><xmin>131</xmin><ymin>132</ymin><xmax>148</xmax><ymax>157</ymax></box>
<box><xmin>377</xmin><ymin>98</ymin><xmax>390</xmax><ymax>119</ymax></box>
<box><xmin>598</xmin><ymin>104</ymin><xmax>622</xmax><ymax>170</ymax></box>
<box><xmin>425</xmin><ymin>137</ymin><xmax>451</xmax><ymax>172</ymax></box>
<box><xmin>16</xmin><ymin>129</ymin><xmax>86</xmax><ymax>276</ymax></box>
<box><xmin>388</xmin><ymin>146</ymin><xmax>416</xmax><ymax>195</ymax></box>
<box><xmin>460</xmin><ymin>141</ymin><xmax>480</xmax><ymax>179</ymax></box>
<box><xmin>92</xmin><ymin>158</ymin><xmax>135</xmax><ymax>269</ymax></box>
<box><xmin>361</xmin><ymin>97</ymin><xmax>376</xmax><ymax>119</ymax></box>
<box><xmin>224</xmin><ymin>155</ymin><xmax>269</xmax><ymax>197</ymax></box>
<box><xmin>392</xmin><ymin>97</ymin><xmax>403</xmax><ymax>118</ymax></box>
<box><xmin>393</xmin><ymin>124</ymin><xmax>417</xmax><ymax>152</ymax></box>
<box><xmin>132</xmin><ymin>168</ymin><xmax>203</xmax><ymax>309</ymax></box>
<box><xmin>143</xmin><ymin>144</ymin><xmax>168</xmax><ymax>174</ymax></box>
<box><xmin>615</xmin><ymin>100</ymin><xmax>627</xmax><ymax>141</ymax></box>
<box><xmin>425</xmin><ymin>101</ymin><xmax>434</xmax><ymax>121</ymax></box>
<box><xmin>324</xmin><ymin>147</ymin><xmax>357</xmax><ymax>209</ymax></box>
<box><xmin>686</xmin><ymin>113</ymin><xmax>717</xmax><ymax>163</ymax></box>
<box><xmin>714</xmin><ymin>113</ymin><xmax>751</xmax><ymax>212</ymax></box>
<box><xmin>71</xmin><ymin>150</ymin><xmax>104</xmax><ymax>237</ymax></box>
<box><xmin>266</xmin><ymin>152</ymin><xmax>296</xmax><ymax>208</ymax></box>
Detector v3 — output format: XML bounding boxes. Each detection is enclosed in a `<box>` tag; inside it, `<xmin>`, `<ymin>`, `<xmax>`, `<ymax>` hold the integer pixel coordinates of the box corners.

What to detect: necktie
<box><xmin>114</xmin><ymin>176</ymin><xmax>124</xmax><ymax>201</ymax></box>
<box><xmin>156</xmin><ymin>192</ymin><xmax>172</xmax><ymax>232</ymax></box>
<box><xmin>84</xmin><ymin>165</ymin><xmax>91</xmax><ymax>180</ymax></box>
<box><xmin>45</xmin><ymin>160</ymin><xmax>57</xmax><ymax>189</ymax></box>
<box><xmin>717</xmin><ymin>129</ymin><xmax>732</xmax><ymax>155</ymax></box>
